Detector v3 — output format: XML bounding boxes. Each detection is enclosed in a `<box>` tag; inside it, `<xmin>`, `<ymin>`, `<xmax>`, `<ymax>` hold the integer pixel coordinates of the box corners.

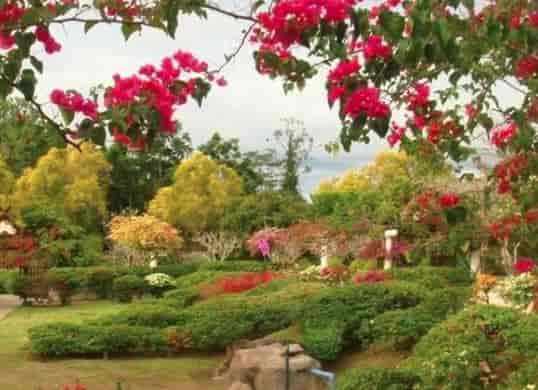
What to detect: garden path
<box><xmin>0</xmin><ymin>294</ymin><xmax>21</xmax><ymax>320</ymax></box>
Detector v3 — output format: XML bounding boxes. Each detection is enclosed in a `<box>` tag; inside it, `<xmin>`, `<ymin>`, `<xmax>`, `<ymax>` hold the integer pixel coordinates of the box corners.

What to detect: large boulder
<box><xmin>222</xmin><ymin>339</ymin><xmax>326</xmax><ymax>390</ymax></box>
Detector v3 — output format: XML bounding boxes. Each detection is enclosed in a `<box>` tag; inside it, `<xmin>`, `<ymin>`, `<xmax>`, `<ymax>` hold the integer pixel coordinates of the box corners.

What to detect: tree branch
<box><xmin>202</xmin><ymin>3</ymin><xmax>258</xmax><ymax>22</ymax></box>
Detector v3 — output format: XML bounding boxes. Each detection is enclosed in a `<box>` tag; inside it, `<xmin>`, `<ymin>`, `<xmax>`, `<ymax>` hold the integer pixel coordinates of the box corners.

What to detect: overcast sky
<box><xmin>34</xmin><ymin>7</ymin><xmax>388</xmax><ymax>195</ymax></box>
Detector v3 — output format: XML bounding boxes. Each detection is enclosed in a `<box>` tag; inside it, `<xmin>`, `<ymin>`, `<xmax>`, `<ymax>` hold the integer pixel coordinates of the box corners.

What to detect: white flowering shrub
<box><xmin>500</xmin><ymin>273</ymin><xmax>536</xmax><ymax>308</ymax></box>
<box><xmin>144</xmin><ymin>273</ymin><xmax>175</xmax><ymax>298</ymax></box>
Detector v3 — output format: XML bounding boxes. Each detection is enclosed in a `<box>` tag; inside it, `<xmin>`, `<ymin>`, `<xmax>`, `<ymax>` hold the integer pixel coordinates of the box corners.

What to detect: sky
<box><xmin>35</xmin><ymin>5</ymin><xmax>388</xmax><ymax>195</ymax></box>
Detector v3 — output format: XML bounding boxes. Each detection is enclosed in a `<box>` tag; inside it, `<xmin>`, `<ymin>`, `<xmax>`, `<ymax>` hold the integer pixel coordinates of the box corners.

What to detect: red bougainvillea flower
<box><xmin>439</xmin><ymin>192</ymin><xmax>460</xmax><ymax>208</ymax></box>
<box><xmin>406</xmin><ymin>83</ymin><xmax>430</xmax><ymax>111</ymax></box>
<box><xmin>0</xmin><ymin>2</ymin><xmax>25</xmax><ymax>24</ymax></box>
<box><xmin>50</xmin><ymin>89</ymin><xmax>98</xmax><ymax>119</ymax></box>
<box><xmin>493</xmin><ymin>154</ymin><xmax>528</xmax><ymax>194</ymax></box>
<box><xmin>516</xmin><ymin>55</ymin><xmax>538</xmax><ymax>79</ymax></box>
<box><xmin>35</xmin><ymin>26</ymin><xmax>62</xmax><ymax>54</ymax></box>
<box><xmin>388</xmin><ymin>123</ymin><xmax>406</xmax><ymax>147</ymax></box>
<box><xmin>0</xmin><ymin>32</ymin><xmax>15</xmax><ymax>50</ymax></box>
<box><xmin>343</xmin><ymin>86</ymin><xmax>390</xmax><ymax>119</ymax></box>
<box><xmin>514</xmin><ymin>257</ymin><xmax>536</xmax><ymax>274</ymax></box>
<box><xmin>328</xmin><ymin>58</ymin><xmax>361</xmax><ymax>82</ymax></box>
<box><xmin>510</xmin><ymin>13</ymin><xmax>522</xmax><ymax>29</ymax></box>
<box><xmin>353</xmin><ymin>35</ymin><xmax>392</xmax><ymax>61</ymax></box>
<box><xmin>353</xmin><ymin>270</ymin><xmax>391</xmax><ymax>285</ymax></box>
<box><xmin>491</xmin><ymin>122</ymin><xmax>517</xmax><ymax>148</ymax></box>
<box><xmin>529</xmin><ymin>11</ymin><xmax>538</xmax><ymax>27</ymax></box>
<box><xmin>465</xmin><ymin>104</ymin><xmax>477</xmax><ymax>119</ymax></box>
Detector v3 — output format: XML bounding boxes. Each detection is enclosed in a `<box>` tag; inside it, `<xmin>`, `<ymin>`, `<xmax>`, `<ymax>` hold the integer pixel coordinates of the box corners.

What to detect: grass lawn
<box><xmin>0</xmin><ymin>300</ymin><xmax>225</xmax><ymax>390</ymax></box>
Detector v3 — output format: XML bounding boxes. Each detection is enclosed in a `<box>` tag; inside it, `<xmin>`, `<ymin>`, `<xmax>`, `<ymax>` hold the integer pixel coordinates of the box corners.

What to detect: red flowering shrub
<box><xmin>438</xmin><ymin>192</ymin><xmax>460</xmax><ymax>208</ymax></box>
<box><xmin>214</xmin><ymin>271</ymin><xmax>279</xmax><ymax>294</ymax></box>
<box><xmin>353</xmin><ymin>270</ymin><xmax>391</xmax><ymax>285</ymax></box>
<box><xmin>514</xmin><ymin>257</ymin><xmax>536</xmax><ymax>274</ymax></box>
<box><xmin>63</xmin><ymin>383</ymin><xmax>86</xmax><ymax>390</ymax></box>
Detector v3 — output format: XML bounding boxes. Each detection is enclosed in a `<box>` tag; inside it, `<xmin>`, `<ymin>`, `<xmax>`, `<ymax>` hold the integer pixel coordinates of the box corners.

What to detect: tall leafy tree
<box><xmin>0</xmin><ymin>99</ymin><xmax>64</xmax><ymax>176</ymax></box>
<box><xmin>270</xmin><ymin>118</ymin><xmax>313</xmax><ymax>194</ymax></box>
<box><xmin>198</xmin><ymin>132</ymin><xmax>275</xmax><ymax>193</ymax></box>
<box><xmin>149</xmin><ymin>152</ymin><xmax>243</xmax><ymax>234</ymax></box>
<box><xmin>106</xmin><ymin>133</ymin><xmax>192</xmax><ymax>213</ymax></box>
<box><xmin>12</xmin><ymin>143</ymin><xmax>111</xmax><ymax>231</ymax></box>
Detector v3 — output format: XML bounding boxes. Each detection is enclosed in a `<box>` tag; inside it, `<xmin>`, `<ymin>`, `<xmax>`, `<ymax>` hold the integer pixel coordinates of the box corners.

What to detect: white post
<box><xmin>320</xmin><ymin>245</ymin><xmax>329</xmax><ymax>268</ymax></box>
<box><xmin>384</xmin><ymin>229</ymin><xmax>398</xmax><ymax>270</ymax></box>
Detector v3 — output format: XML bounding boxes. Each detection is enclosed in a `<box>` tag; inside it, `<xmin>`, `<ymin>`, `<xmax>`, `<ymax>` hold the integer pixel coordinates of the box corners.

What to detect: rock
<box><xmin>223</xmin><ymin>340</ymin><xmax>326</xmax><ymax>390</ymax></box>
<box><xmin>229</xmin><ymin>382</ymin><xmax>253</xmax><ymax>390</ymax></box>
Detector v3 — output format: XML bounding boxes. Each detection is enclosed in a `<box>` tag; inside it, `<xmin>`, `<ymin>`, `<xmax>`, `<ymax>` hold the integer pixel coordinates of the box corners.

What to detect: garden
<box><xmin>0</xmin><ymin>0</ymin><xmax>538</xmax><ymax>389</ymax></box>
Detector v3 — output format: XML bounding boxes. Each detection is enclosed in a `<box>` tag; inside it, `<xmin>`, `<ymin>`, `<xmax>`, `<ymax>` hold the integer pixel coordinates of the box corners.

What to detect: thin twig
<box><xmin>211</xmin><ymin>22</ymin><xmax>256</xmax><ymax>73</ymax></box>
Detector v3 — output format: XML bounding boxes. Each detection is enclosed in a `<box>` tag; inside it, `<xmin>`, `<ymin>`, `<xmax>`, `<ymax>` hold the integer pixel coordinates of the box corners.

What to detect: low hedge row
<box><xmin>0</xmin><ymin>270</ymin><xmax>16</xmax><ymax>294</ymax></box>
<box><xmin>336</xmin><ymin>367</ymin><xmax>422</xmax><ymax>390</ymax></box>
<box><xmin>28</xmin><ymin>281</ymin><xmax>426</xmax><ymax>360</ymax></box>
<box><xmin>390</xmin><ymin>266</ymin><xmax>472</xmax><ymax>289</ymax></box>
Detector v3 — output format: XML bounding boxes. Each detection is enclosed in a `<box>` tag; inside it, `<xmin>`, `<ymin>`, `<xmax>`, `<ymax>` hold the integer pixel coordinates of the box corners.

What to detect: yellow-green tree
<box><xmin>12</xmin><ymin>143</ymin><xmax>111</xmax><ymax>229</ymax></box>
<box><xmin>315</xmin><ymin>151</ymin><xmax>450</xmax><ymax>194</ymax></box>
<box><xmin>149</xmin><ymin>152</ymin><xmax>243</xmax><ymax>234</ymax></box>
<box><xmin>0</xmin><ymin>154</ymin><xmax>14</xmax><ymax>207</ymax></box>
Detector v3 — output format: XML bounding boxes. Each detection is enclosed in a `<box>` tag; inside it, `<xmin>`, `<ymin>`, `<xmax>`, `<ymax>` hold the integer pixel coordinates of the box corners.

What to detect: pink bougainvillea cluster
<box><xmin>491</xmin><ymin>122</ymin><xmax>518</xmax><ymax>148</ymax></box>
<box><xmin>49</xmin><ymin>50</ymin><xmax>226</xmax><ymax>150</ymax></box>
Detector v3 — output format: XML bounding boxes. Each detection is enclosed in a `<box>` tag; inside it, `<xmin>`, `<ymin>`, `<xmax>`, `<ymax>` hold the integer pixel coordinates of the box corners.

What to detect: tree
<box><xmin>0</xmin><ymin>154</ymin><xmax>14</xmax><ymax>206</ymax></box>
<box><xmin>12</xmin><ymin>143</ymin><xmax>111</xmax><ymax>230</ymax></box>
<box><xmin>270</xmin><ymin>118</ymin><xmax>313</xmax><ymax>194</ymax></box>
<box><xmin>198</xmin><ymin>132</ymin><xmax>268</xmax><ymax>193</ymax></box>
<box><xmin>148</xmin><ymin>152</ymin><xmax>243</xmax><ymax>234</ymax></box>
<box><xmin>0</xmin><ymin>99</ymin><xmax>64</xmax><ymax>176</ymax></box>
<box><xmin>106</xmin><ymin>133</ymin><xmax>192</xmax><ymax>213</ymax></box>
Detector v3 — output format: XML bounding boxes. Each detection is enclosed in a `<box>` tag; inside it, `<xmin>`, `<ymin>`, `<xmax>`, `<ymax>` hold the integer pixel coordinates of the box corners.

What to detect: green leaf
<box><xmin>370</xmin><ymin>116</ymin><xmax>390</xmax><ymax>138</ymax></box>
<box><xmin>121</xmin><ymin>22</ymin><xmax>139</xmax><ymax>41</ymax></box>
<box><xmin>89</xmin><ymin>126</ymin><xmax>106</xmax><ymax>146</ymax></box>
<box><xmin>0</xmin><ymin>78</ymin><xmax>12</xmax><ymax>98</ymax></box>
<box><xmin>165</xmin><ymin>0</ymin><xmax>180</xmax><ymax>38</ymax></box>
<box><xmin>60</xmin><ymin>107</ymin><xmax>75</xmax><ymax>125</ymax></box>
<box><xmin>434</xmin><ymin>19</ymin><xmax>451</xmax><ymax>47</ymax></box>
<box><xmin>192</xmin><ymin>79</ymin><xmax>211</xmax><ymax>107</ymax></box>
<box><xmin>445</xmin><ymin>206</ymin><xmax>467</xmax><ymax>225</ymax></box>
<box><xmin>84</xmin><ymin>20</ymin><xmax>99</xmax><ymax>34</ymax></box>
<box><xmin>379</xmin><ymin>11</ymin><xmax>405</xmax><ymax>42</ymax></box>
<box><xmin>14</xmin><ymin>32</ymin><xmax>35</xmax><ymax>58</ymax></box>
<box><xmin>16</xmin><ymin>68</ymin><xmax>36</xmax><ymax>100</ymax></box>
<box><xmin>30</xmin><ymin>56</ymin><xmax>43</xmax><ymax>74</ymax></box>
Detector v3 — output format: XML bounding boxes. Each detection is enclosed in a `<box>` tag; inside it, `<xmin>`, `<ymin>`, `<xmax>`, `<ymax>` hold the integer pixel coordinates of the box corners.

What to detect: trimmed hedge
<box><xmin>0</xmin><ymin>270</ymin><xmax>16</xmax><ymax>294</ymax></box>
<box><xmin>28</xmin><ymin>323</ymin><xmax>166</xmax><ymax>357</ymax></box>
<box><xmin>336</xmin><ymin>368</ymin><xmax>422</xmax><ymax>390</ymax></box>
<box><xmin>356</xmin><ymin>286</ymin><xmax>471</xmax><ymax>350</ymax></box>
<box><xmin>28</xmin><ymin>280</ymin><xmax>424</xmax><ymax>359</ymax></box>
<box><xmin>404</xmin><ymin>305</ymin><xmax>538</xmax><ymax>389</ymax></box>
<box><xmin>392</xmin><ymin>266</ymin><xmax>472</xmax><ymax>289</ymax></box>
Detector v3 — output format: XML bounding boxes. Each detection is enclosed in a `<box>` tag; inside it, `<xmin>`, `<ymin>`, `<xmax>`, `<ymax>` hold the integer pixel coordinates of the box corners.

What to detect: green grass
<box><xmin>0</xmin><ymin>301</ymin><xmax>225</xmax><ymax>390</ymax></box>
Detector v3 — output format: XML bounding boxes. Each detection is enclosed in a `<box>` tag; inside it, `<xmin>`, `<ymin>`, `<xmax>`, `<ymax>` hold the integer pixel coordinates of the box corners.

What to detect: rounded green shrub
<box><xmin>85</xmin><ymin>267</ymin><xmax>115</xmax><ymax>299</ymax></box>
<box><xmin>337</xmin><ymin>368</ymin><xmax>422</xmax><ymax>390</ymax></box>
<box><xmin>46</xmin><ymin>268</ymin><xmax>82</xmax><ymax>305</ymax></box>
<box><xmin>112</xmin><ymin>275</ymin><xmax>144</xmax><ymax>303</ymax></box>
<box><xmin>4</xmin><ymin>272</ymin><xmax>30</xmax><ymax>302</ymax></box>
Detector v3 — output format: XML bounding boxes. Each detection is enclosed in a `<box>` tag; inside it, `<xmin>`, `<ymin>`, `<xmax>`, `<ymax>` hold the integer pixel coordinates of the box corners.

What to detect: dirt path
<box><xmin>0</xmin><ymin>294</ymin><xmax>21</xmax><ymax>320</ymax></box>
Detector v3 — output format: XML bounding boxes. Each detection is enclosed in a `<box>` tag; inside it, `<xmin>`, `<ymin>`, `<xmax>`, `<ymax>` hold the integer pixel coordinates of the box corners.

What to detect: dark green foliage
<box><xmin>301</xmin><ymin>320</ymin><xmax>345</xmax><ymax>361</ymax></box>
<box><xmin>219</xmin><ymin>191</ymin><xmax>311</xmax><ymax>234</ymax></box>
<box><xmin>112</xmin><ymin>275</ymin><xmax>144</xmax><ymax>303</ymax></box>
<box><xmin>162</xmin><ymin>287</ymin><xmax>200</xmax><ymax>308</ymax></box>
<box><xmin>97</xmin><ymin>305</ymin><xmax>183</xmax><ymax>328</ymax></box>
<box><xmin>337</xmin><ymin>368</ymin><xmax>422</xmax><ymax>390</ymax></box>
<box><xmin>28</xmin><ymin>323</ymin><xmax>166</xmax><ymax>357</ymax></box>
<box><xmin>392</xmin><ymin>266</ymin><xmax>472</xmax><ymax>289</ymax></box>
<box><xmin>356</xmin><ymin>287</ymin><xmax>471</xmax><ymax>350</ymax></box>
<box><xmin>298</xmin><ymin>282</ymin><xmax>423</xmax><ymax>360</ymax></box>
<box><xmin>45</xmin><ymin>268</ymin><xmax>83</xmax><ymax>305</ymax></box>
<box><xmin>4</xmin><ymin>272</ymin><xmax>29</xmax><ymax>301</ymax></box>
<box><xmin>85</xmin><ymin>267</ymin><xmax>115</xmax><ymax>299</ymax></box>
<box><xmin>0</xmin><ymin>270</ymin><xmax>15</xmax><ymax>294</ymax></box>
<box><xmin>404</xmin><ymin>305</ymin><xmax>538</xmax><ymax>389</ymax></box>
<box><xmin>199</xmin><ymin>260</ymin><xmax>269</xmax><ymax>273</ymax></box>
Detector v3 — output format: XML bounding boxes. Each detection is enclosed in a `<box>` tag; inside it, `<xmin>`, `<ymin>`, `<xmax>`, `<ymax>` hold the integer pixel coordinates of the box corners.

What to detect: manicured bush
<box><xmin>46</xmin><ymin>268</ymin><xmax>83</xmax><ymax>305</ymax></box>
<box><xmin>85</xmin><ymin>267</ymin><xmax>115</xmax><ymax>299</ymax></box>
<box><xmin>0</xmin><ymin>270</ymin><xmax>16</xmax><ymax>294</ymax></box>
<box><xmin>298</xmin><ymin>282</ymin><xmax>423</xmax><ymax>360</ymax></box>
<box><xmin>213</xmin><ymin>271</ymin><xmax>279</xmax><ymax>294</ymax></box>
<box><xmin>353</xmin><ymin>270</ymin><xmax>391</xmax><ymax>285</ymax></box>
<box><xmin>28</xmin><ymin>322</ymin><xmax>166</xmax><ymax>357</ymax></box>
<box><xmin>162</xmin><ymin>287</ymin><xmax>200</xmax><ymax>308</ymax></box>
<box><xmin>356</xmin><ymin>287</ymin><xmax>471</xmax><ymax>350</ymax></box>
<box><xmin>301</xmin><ymin>320</ymin><xmax>345</xmax><ymax>361</ymax></box>
<box><xmin>112</xmin><ymin>275</ymin><xmax>144</xmax><ymax>303</ymax></box>
<box><xmin>97</xmin><ymin>305</ymin><xmax>182</xmax><ymax>328</ymax></box>
<box><xmin>4</xmin><ymin>272</ymin><xmax>30</xmax><ymax>302</ymax></box>
<box><xmin>199</xmin><ymin>260</ymin><xmax>269</xmax><ymax>273</ymax></box>
<box><xmin>337</xmin><ymin>368</ymin><xmax>422</xmax><ymax>390</ymax></box>
<box><xmin>392</xmin><ymin>266</ymin><xmax>472</xmax><ymax>289</ymax></box>
<box><xmin>404</xmin><ymin>305</ymin><xmax>538</xmax><ymax>389</ymax></box>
